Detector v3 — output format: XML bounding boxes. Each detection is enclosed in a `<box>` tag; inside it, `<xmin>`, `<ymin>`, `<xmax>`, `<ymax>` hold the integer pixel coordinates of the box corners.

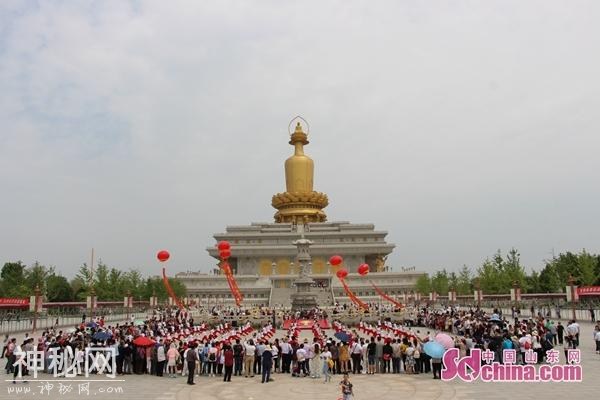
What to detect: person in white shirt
<box><xmin>270</xmin><ymin>344</ymin><xmax>279</xmax><ymax>373</ymax></box>
<box><xmin>566</xmin><ymin>321</ymin><xmax>580</xmax><ymax>348</ymax></box>
<box><xmin>350</xmin><ymin>341</ymin><xmax>362</xmax><ymax>374</ymax></box>
<box><xmin>244</xmin><ymin>340</ymin><xmax>256</xmax><ymax>378</ymax></box>
<box><xmin>321</xmin><ymin>348</ymin><xmax>333</xmax><ymax>382</ymax></box>
<box><xmin>594</xmin><ymin>326</ymin><xmax>600</xmax><ymax>354</ymax></box>
<box><xmin>280</xmin><ymin>338</ymin><xmax>292</xmax><ymax>374</ymax></box>
<box><xmin>296</xmin><ymin>344</ymin><xmax>307</xmax><ymax>376</ymax></box>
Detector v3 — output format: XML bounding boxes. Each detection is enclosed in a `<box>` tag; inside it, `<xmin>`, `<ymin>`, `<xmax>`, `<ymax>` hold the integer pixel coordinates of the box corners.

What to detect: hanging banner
<box><xmin>340</xmin><ymin>278</ymin><xmax>369</xmax><ymax>310</ymax></box>
<box><xmin>162</xmin><ymin>267</ymin><xmax>185</xmax><ymax>309</ymax></box>
<box><xmin>577</xmin><ymin>286</ymin><xmax>600</xmax><ymax>296</ymax></box>
<box><xmin>371</xmin><ymin>282</ymin><xmax>403</xmax><ymax>309</ymax></box>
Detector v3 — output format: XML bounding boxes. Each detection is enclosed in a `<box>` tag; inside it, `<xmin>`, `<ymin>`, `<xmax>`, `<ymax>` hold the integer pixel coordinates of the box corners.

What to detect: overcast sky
<box><xmin>1</xmin><ymin>1</ymin><xmax>599</xmax><ymax>278</ymax></box>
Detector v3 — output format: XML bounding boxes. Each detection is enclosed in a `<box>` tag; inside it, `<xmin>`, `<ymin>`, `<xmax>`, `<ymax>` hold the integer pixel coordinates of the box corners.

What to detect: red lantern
<box><xmin>157</xmin><ymin>250</ymin><xmax>170</xmax><ymax>262</ymax></box>
<box><xmin>336</xmin><ymin>268</ymin><xmax>348</xmax><ymax>279</ymax></box>
<box><xmin>220</xmin><ymin>249</ymin><xmax>231</xmax><ymax>260</ymax></box>
<box><xmin>217</xmin><ymin>241</ymin><xmax>231</xmax><ymax>251</ymax></box>
<box><xmin>329</xmin><ymin>255</ymin><xmax>343</xmax><ymax>266</ymax></box>
<box><xmin>357</xmin><ymin>263</ymin><xmax>370</xmax><ymax>276</ymax></box>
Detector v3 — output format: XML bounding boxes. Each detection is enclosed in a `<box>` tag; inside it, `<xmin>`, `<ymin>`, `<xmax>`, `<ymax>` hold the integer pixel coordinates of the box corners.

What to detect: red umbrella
<box><xmin>133</xmin><ymin>336</ymin><xmax>156</xmax><ymax>347</ymax></box>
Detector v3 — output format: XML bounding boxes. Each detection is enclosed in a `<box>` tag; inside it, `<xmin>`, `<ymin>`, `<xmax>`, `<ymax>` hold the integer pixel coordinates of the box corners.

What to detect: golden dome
<box><xmin>272</xmin><ymin>122</ymin><xmax>328</xmax><ymax>223</ymax></box>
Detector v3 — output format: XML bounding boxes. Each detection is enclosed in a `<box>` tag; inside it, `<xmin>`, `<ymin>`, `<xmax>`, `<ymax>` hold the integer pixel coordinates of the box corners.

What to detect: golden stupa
<box><xmin>271</xmin><ymin>122</ymin><xmax>328</xmax><ymax>223</ymax></box>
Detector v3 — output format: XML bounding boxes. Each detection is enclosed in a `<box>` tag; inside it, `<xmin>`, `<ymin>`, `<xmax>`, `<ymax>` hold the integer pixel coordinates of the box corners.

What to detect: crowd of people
<box><xmin>2</xmin><ymin>303</ymin><xmax>599</xmax><ymax>393</ymax></box>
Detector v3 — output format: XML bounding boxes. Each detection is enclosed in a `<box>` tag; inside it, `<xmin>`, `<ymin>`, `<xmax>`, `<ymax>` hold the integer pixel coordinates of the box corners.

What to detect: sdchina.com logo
<box><xmin>441</xmin><ymin>348</ymin><xmax>582</xmax><ymax>382</ymax></box>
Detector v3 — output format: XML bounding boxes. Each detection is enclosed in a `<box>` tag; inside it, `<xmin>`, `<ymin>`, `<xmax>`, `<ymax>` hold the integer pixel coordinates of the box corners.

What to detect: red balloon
<box><xmin>217</xmin><ymin>241</ymin><xmax>231</xmax><ymax>251</ymax></box>
<box><xmin>157</xmin><ymin>250</ymin><xmax>170</xmax><ymax>262</ymax></box>
<box><xmin>329</xmin><ymin>255</ymin><xmax>343</xmax><ymax>266</ymax></box>
<box><xmin>336</xmin><ymin>268</ymin><xmax>348</xmax><ymax>279</ymax></box>
<box><xmin>357</xmin><ymin>263</ymin><xmax>370</xmax><ymax>276</ymax></box>
<box><xmin>220</xmin><ymin>249</ymin><xmax>231</xmax><ymax>259</ymax></box>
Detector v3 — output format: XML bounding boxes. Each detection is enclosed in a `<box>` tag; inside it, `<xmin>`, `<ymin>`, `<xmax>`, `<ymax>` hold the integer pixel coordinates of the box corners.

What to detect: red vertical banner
<box><xmin>340</xmin><ymin>278</ymin><xmax>369</xmax><ymax>310</ymax></box>
<box><xmin>371</xmin><ymin>282</ymin><xmax>403</xmax><ymax>308</ymax></box>
<box><xmin>162</xmin><ymin>267</ymin><xmax>185</xmax><ymax>309</ymax></box>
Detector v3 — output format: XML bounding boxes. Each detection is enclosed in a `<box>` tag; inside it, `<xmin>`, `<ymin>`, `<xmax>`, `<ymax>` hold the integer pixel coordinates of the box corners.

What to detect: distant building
<box><xmin>176</xmin><ymin>121</ymin><xmax>424</xmax><ymax>306</ymax></box>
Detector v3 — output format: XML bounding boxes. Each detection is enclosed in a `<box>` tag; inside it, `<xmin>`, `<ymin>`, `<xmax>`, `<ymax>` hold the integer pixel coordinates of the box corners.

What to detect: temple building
<box><xmin>176</xmin><ymin>121</ymin><xmax>424</xmax><ymax>307</ymax></box>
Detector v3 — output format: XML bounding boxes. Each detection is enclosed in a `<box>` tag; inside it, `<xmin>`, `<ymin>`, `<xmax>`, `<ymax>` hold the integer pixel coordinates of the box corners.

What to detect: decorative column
<box><xmin>474</xmin><ymin>278</ymin><xmax>482</xmax><ymax>307</ymax></box>
<box><xmin>510</xmin><ymin>281</ymin><xmax>521</xmax><ymax>303</ymax></box>
<box><xmin>31</xmin><ymin>285</ymin><xmax>41</xmax><ymax>333</ymax></box>
<box><xmin>566</xmin><ymin>275</ymin><xmax>578</xmax><ymax>321</ymax></box>
<box><xmin>87</xmin><ymin>287</ymin><xmax>97</xmax><ymax>320</ymax></box>
<box><xmin>149</xmin><ymin>288</ymin><xmax>158</xmax><ymax>308</ymax></box>
<box><xmin>124</xmin><ymin>291</ymin><xmax>133</xmax><ymax>321</ymax></box>
<box><xmin>448</xmin><ymin>288</ymin><xmax>457</xmax><ymax>304</ymax></box>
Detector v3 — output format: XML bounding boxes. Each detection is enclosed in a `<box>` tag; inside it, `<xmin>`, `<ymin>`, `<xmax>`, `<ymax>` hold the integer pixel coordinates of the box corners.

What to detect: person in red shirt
<box><xmin>223</xmin><ymin>344</ymin><xmax>234</xmax><ymax>382</ymax></box>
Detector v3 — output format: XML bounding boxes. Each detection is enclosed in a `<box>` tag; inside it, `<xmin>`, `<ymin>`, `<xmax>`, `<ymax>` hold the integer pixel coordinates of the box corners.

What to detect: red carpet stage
<box><xmin>283</xmin><ymin>319</ymin><xmax>331</xmax><ymax>330</ymax></box>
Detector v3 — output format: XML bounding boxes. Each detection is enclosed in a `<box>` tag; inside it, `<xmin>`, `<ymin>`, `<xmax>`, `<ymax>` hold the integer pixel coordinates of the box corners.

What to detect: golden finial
<box><xmin>272</xmin><ymin>117</ymin><xmax>328</xmax><ymax>223</ymax></box>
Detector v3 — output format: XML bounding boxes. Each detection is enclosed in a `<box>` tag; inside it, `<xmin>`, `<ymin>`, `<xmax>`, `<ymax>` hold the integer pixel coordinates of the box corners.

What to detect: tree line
<box><xmin>0</xmin><ymin>261</ymin><xmax>186</xmax><ymax>302</ymax></box>
<box><xmin>415</xmin><ymin>248</ymin><xmax>600</xmax><ymax>296</ymax></box>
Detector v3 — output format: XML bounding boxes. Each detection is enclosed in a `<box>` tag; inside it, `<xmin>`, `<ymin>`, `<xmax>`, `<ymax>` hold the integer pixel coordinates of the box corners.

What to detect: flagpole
<box><xmin>90</xmin><ymin>248</ymin><xmax>95</xmax><ymax>322</ymax></box>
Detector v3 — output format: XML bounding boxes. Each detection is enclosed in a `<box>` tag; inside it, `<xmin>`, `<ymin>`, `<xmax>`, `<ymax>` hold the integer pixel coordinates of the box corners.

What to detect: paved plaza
<box><xmin>2</xmin><ymin>322</ymin><xmax>598</xmax><ymax>400</ymax></box>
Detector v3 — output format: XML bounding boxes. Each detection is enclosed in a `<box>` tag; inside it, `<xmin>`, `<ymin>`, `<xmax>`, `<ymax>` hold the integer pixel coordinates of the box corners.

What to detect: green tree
<box><xmin>72</xmin><ymin>264</ymin><xmax>93</xmax><ymax>300</ymax></box>
<box><xmin>456</xmin><ymin>265</ymin><xmax>472</xmax><ymax>295</ymax></box>
<box><xmin>1</xmin><ymin>261</ymin><xmax>28</xmax><ymax>297</ymax></box>
<box><xmin>534</xmin><ymin>250</ymin><xmax>599</xmax><ymax>292</ymax></box>
<box><xmin>538</xmin><ymin>262</ymin><xmax>561</xmax><ymax>292</ymax></box>
<box><xmin>141</xmin><ymin>276</ymin><xmax>187</xmax><ymax>300</ymax></box>
<box><xmin>448</xmin><ymin>272</ymin><xmax>459</xmax><ymax>293</ymax></box>
<box><xmin>415</xmin><ymin>274</ymin><xmax>431</xmax><ymax>295</ymax></box>
<box><xmin>123</xmin><ymin>269</ymin><xmax>144</xmax><ymax>300</ymax></box>
<box><xmin>46</xmin><ymin>275</ymin><xmax>74</xmax><ymax>302</ymax></box>
<box><xmin>25</xmin><ymin>262</ymin><xmax>55</xmax><ymax>295</ymax></box>
<box><xmin>577</xmin><ymin>250</ymin><xmax>597</xmax><ymax>286</ymax></box>
<box><xmin>93</xmin><ymin>261</ymin><xmax>111</xmax><ymax>300</ymax></box>
<box><xmin>430</xmin><ymin>270</ymin><xmax>449</xmax><ymax>295</ymax></box>
<box><xmin>477</xmin><ymin>258</ymin><xmax>503</xmax><ymax>294</ymax></box>
<box><xmin>526</xmin><ymin>270</ymin><xmax>542</xmax><ymax>293</ymax></box>
<box><xmin>503</xmin><ymin>248</ymin><xmax>527</xmax><ymax>291</ymax></box>
<box><xmin>107</xmin><ymin>268</ymin><xmax>123</xmax><ymax>300</ymax></box>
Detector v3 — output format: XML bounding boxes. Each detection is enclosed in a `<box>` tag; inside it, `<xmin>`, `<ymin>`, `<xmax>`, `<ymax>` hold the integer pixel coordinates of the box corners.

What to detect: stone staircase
<box><xmin>269</xmin><ymin>287</ymin><xmax>293</xmax><ymax>307</ymax></box>
<box><xmin>269</xmin><ymin>287</ymin><xmax>334</xmax><ymax>307</ymax></box>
